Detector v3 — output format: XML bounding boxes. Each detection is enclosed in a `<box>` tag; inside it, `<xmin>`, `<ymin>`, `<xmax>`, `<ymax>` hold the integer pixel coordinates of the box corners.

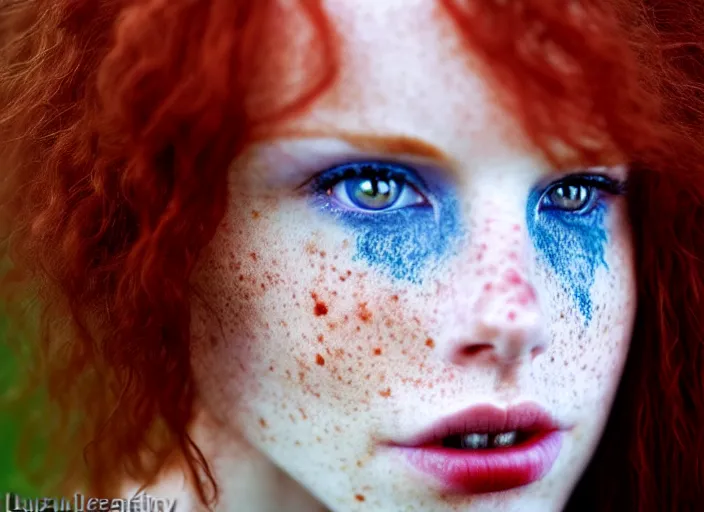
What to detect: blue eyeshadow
<box><xmin>309</xmin><ymin>164</ymin><xmax>463</xmax><ymax>283</ymax></box>
<box><xmin>526</xmin><ymin>187</ymin><xmax>610</xmax><ymax>323</ymax></box>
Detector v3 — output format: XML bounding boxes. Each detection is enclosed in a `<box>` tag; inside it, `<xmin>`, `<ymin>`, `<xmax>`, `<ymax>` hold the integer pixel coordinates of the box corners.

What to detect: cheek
<box><xmin>190</xmin><ymin>201</ymin><xmax>446</xmax><ymax>432</ymax></box>
<box><xmin>536</xmin><ymin>213</ymin><xmax>635</xmax><ymax>412</ymax></box>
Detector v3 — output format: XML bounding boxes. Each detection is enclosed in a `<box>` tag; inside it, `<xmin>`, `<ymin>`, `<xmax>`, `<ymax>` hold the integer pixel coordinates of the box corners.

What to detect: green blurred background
<box><xmin>0</xmin><ymin>315</ymin><xmax>40</xmax><ymax>499</ymax></box>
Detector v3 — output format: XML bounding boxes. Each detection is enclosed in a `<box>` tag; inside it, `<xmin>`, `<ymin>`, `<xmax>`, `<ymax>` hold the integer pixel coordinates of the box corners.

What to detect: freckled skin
<box><xmin>178</xmin><ymin>1</ymin><xmax>636</xmax><ymax>511</ymax></box>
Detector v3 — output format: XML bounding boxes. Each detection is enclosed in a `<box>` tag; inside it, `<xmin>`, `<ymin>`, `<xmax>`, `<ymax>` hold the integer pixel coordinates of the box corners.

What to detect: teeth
<box><xmin>454</xmin><ymin>431</ymin><xmax>519</xmax><ymax>449</ymax></box>
<box><xmin>492</xmin><ymin>431</ymin><xmax>518</xmax><ymax>447</ymax></box>
<box><xmin>460</xmin><ymin>433</ymin><xmax>489</xmax><ymax>449</ymax></box>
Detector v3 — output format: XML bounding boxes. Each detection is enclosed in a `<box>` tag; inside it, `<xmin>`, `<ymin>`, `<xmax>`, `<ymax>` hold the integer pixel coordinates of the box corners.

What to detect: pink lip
<box><xmin>389</xmin><ymin>403</ymin><xmax>568</xmax><ymax>494</ymax></box>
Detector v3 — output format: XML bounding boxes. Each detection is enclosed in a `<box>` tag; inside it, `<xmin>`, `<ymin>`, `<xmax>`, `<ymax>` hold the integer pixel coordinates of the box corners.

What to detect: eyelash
<box><xmin>538</xmin><ymin>173</ymin><xmax>626</xmax><ymax>214</ymax></box>
<box><xmin>309</xmin><ymin>161</ymin><xmax>626</xmax><ymax>215</ymax></box>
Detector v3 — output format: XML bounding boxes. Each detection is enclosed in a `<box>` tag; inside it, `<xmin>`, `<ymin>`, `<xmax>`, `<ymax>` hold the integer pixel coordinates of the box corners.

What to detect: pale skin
<box><xmin>121</xmin><ymin>1</ymin><xmax>636</xmax><ymax>511</ymax></box>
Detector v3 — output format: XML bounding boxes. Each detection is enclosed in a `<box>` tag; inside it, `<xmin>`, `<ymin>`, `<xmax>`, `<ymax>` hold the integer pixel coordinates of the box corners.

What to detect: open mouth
<box><xmin>389</xmin><ymin>403</ymin><xmax>569</xmax><ymax>494</ymax></box>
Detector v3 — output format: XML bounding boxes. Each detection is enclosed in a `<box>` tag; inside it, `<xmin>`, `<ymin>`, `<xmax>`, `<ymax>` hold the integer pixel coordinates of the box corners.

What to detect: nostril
<box><xmin>461</xmin><ymin>343</ymin><xmax>494</xmax><ymax>357</ymax></box>
<box><xmin>530</xmin><ymin>346</ymin><xmax>545</xmax><ymax>359</ymax></box>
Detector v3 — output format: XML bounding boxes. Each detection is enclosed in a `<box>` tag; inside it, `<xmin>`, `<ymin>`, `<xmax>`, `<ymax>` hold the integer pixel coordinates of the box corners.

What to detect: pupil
<box><xmin>348</xmin><ymin>177</ymin><xmax>399</xmax><ymax>210</ymax></box>
<box><xmin>552</xmin><ymin>183</ymin><xmax>589</xmax><ymax>210</ymax></box>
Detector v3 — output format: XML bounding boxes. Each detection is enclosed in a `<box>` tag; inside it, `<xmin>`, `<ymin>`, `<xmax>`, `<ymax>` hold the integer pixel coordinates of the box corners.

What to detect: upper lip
<box><xmin>394</xmin><ymin>402</ymin><xmax>566</xmax><ymax>447</ymax></box>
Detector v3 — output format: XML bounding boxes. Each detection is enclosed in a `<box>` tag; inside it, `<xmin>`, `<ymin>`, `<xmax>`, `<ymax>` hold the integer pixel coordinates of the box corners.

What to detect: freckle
<box><xmin>425</xmin><ymin>338</ymin><xmax>435</xmax><ymax>348</ymax></box>
<box><xmin>251</xmin><ymin>210</ymin><xmax>260</xmax><ymax>219</ymax></box>
<box><xmin>317</xmin><ymin>334</ymin><xmax>324</xmax><ymax>343</ymax></box>
<box><xmin>305</xmin><ymin>241</ymin><xmax>317</xmax><ymax>254</ymax></box>
<box><xmin>315</xmin><ymin>354</ymin><xmax>325</xmax><ymax>366</ymax></box>
<box><xmin>299</xmin><ymin>408</ymin><xmax>308</xmax><ymax>419</ymax></box>
<box><xmin>357</xmin><ymin>303</ymin><xmax>372</xmax><ymax>322</ymax></box>
<box><xmin>294</xmin><ymin>441</ymin><xmax>301</xmax><ymax>446</ymax></box>
<box><xmin>312</xmin><ymin>293</ymin><xmax>328</xmax><ymax>316</ymax></box>
<box><xmin>238</xmin><ymin>274</ymin><xmax>245</xmax><ymax>281</ymax></box>
<box><xmin>249</xmin><ymin>252</ymin><xmax>257</xmax><ymax>261</ymax></box>
<box><xmin>259</xmin><ymin>418</ymin><xmax>268</xmax><ymax>428</ymax></box>
<box><xmin>355</xmin><ymin>494</ymin><xmax>366</xmax><ymax>502</ymax></box>
<box><xmin>269</xmin><ymin>365</ymin><xmax>274</xmax><ymax>372</ymax></box>
<box><xmin>504</xmin><ymin>269</ymin><xmax>522</xmax><ymax>285</ymax></box>
<box><xmin>391</xmin><ymin>294</ymin><xmax>399</xmax><ymax>302</ymax></box>
<box><xmin>373</xmin><ymin>348</ymin><xmax>382</xmax><ymax>356</ymax></box>
<box><xmin>379</xmin><ymin>388</ymin><xmax>391</xmax><ymax>397</ymax></box>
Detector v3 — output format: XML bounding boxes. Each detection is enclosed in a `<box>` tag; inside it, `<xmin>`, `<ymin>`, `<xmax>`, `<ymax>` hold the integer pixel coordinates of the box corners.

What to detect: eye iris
<box><xmin>346</xmin><ymin>177</ymin><xmax>400</xmax><ymax>210</ymax></box>
<box><xmin>550</xmin><ymin>183</ymin><xmax>590</xmax><ymax>210</ymax></box>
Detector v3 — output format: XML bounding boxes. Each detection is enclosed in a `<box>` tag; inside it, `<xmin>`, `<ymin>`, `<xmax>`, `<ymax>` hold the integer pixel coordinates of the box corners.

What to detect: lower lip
<box><xmin>394</xmin><ymin>431</ymin><xmax>564</xmax><ymax>494</ymax></box>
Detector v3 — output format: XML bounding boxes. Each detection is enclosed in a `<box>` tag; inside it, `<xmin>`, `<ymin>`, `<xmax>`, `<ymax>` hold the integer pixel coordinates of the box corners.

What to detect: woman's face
<box><xmin>190</xmin><ymin>1</ymin><xmax>636</xmax><ymax>511</ymax></box>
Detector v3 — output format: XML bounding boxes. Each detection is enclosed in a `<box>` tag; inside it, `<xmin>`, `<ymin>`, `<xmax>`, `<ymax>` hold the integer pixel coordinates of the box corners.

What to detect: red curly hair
<box><xmin>0</xmin><ymin>0</ymin><xmax>702</xmax><ymax>510</ymax></box>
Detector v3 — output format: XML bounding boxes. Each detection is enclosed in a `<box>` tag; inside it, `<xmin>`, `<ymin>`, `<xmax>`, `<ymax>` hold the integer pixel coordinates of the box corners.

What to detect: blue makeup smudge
<box><xmin>526</xmin><ymin>188</ymin><xmax>609</xmax><ymax>323</ymax></box>
<box><xmin>309</xmin><ymin>163</ymin><xmax>462</xmax><ymax>283</ymax></box>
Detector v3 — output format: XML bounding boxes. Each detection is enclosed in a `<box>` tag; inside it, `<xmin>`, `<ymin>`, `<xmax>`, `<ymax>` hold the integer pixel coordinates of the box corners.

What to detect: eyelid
<box><xmin>306</xmin><ymin>160</ymin><xmax>439</xmax><ymax>214</ymax></box>
<box><xmin>303</xmin><ymin>159</ymin><xmax>431</xmax><ymax>191</ymax></box>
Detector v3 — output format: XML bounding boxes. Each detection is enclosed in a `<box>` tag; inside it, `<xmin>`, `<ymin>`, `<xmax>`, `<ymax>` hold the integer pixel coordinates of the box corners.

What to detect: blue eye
<box><xmin>540</xmin><ymin>173</ymin><xmax>625</xmax><ymax>214</ymax></box>
<box><xmin>313</xmin><ymin>161</ymin><xmax>430</xmax><ymax>213</ymax></box>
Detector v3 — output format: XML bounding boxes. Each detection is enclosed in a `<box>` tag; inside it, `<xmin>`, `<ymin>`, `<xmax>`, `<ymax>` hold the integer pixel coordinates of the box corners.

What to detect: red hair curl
<box><xmin>0</xmin><ymin>1</ymin><xmax>702</xmax><ymax>510</ymax></box>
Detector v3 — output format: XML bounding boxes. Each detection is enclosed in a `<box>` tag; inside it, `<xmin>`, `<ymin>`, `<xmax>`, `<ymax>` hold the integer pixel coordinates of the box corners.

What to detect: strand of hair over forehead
<box><xmin>0</xmin><ymin>0</ymin><xmax>702</xmax><ymax>511</ymax></box>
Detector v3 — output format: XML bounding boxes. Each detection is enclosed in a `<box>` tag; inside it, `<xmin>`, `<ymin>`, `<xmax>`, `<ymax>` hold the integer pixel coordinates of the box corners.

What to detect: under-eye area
<box><xmin>303</xmin><ymin>160</ymin><xmax>462</xmax><ymax>283</ymax></box>
<box><xmin>527</xmin><ymin>171</ymin><xmax>628</xmax><ymax>323</ymax></box>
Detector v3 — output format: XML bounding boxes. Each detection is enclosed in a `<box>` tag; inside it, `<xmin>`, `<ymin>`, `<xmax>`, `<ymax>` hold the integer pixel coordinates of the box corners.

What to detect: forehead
<box><xmin>256</xmin><ymin>0</ymin><xmax>538</xmax><ymax>167</ymax></box>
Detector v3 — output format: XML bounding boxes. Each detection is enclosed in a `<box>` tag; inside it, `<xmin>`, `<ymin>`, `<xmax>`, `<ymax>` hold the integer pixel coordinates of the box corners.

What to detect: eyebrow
<box><xmin>252</xmin><ymin>128</ymin><xmax>452</xmax><ymax>163</ymax></box>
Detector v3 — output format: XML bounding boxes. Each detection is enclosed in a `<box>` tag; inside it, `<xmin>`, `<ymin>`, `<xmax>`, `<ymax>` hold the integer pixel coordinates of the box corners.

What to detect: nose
<box><xmin>437</xmin><ymin>216</ymin><xmax>547</xmax><ymax>370</ymax></box>
<box><xmin>451</xmin><ymin>278</ymin><xmax>545</xmax><ymax>367</ymax></box>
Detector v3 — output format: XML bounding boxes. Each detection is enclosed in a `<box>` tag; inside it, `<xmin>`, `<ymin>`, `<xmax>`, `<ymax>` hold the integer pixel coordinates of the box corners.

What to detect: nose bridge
<box><xmin>439</xmin><ymin>196</ymin><xmax>546</xmax><ymax>368</ymax></box>
<box><xmin>470</xmin><ymin>208</ymin><xmax>539</xmax><ymax>324</ymax></box>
